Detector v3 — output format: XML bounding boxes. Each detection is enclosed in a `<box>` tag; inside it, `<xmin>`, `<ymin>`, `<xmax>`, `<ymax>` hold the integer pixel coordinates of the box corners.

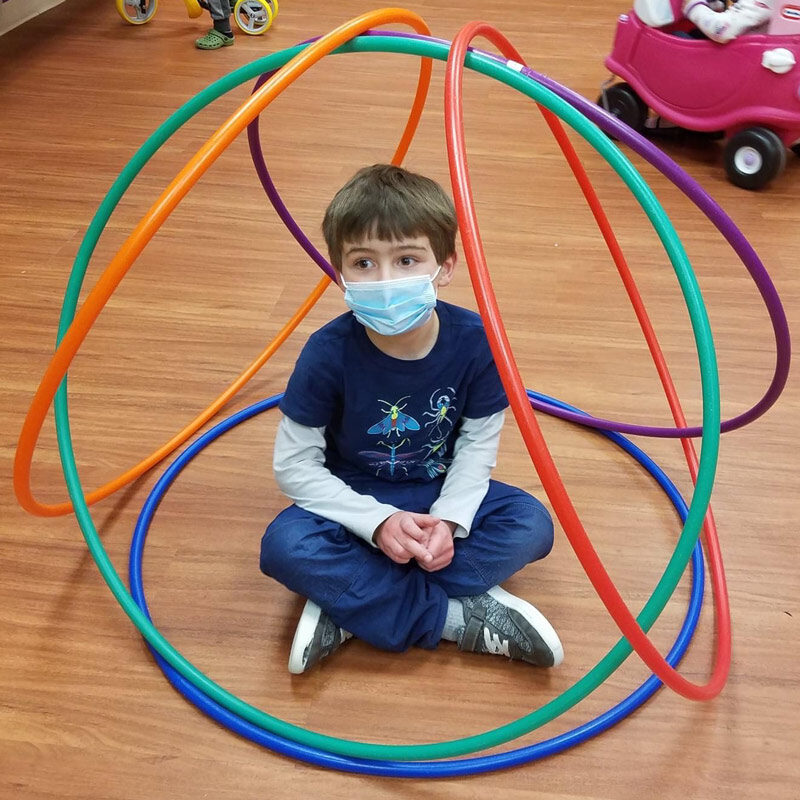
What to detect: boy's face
<box><xmin>337</xmin><ymin>234</ymin><xmax>456</xmax><ymax>289</ymax></box>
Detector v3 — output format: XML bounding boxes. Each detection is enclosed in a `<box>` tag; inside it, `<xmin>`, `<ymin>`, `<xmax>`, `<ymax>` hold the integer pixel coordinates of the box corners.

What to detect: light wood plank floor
<box><xmin>1</xmin><ymin>1</ymin><xmax>798</xmax><ymax>798</ymax></box>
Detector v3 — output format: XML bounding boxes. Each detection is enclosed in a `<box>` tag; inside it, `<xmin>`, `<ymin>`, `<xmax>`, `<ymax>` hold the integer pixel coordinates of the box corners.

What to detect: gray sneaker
<box><xmin>288</xmin><ymin>599</ymin><xmax>352</xmax><ymax>674</ymax></box>
<box><xmin>455</xmin><ymin>586</ymin><xmax>563</xmax><ymax>667</ymax></box>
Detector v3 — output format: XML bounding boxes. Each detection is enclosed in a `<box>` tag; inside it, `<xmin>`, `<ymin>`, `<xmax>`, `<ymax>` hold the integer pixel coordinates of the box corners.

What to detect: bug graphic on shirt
<box><xmin>359</xmin><ymin>439</ymin><xmax>450</xmax><ymax>480</ymax></box>
<box><xmin>360</xmin><ymin>438</ymin><xmax>416</xmax><ymax>479</ymax></box>
<box><xmin>420</xmin><ymin>439</ymin><xmax>449</xmax><ymax>478</ymax></box>
<box><xmin>367</xmin><ymin>396</ymin><xmax>421</xmax><ymax>438</ymax></box>
<box><xmin>422</xmin><ymin>387</ymin><xmax>457</xmax><ymax>441</ymax></box>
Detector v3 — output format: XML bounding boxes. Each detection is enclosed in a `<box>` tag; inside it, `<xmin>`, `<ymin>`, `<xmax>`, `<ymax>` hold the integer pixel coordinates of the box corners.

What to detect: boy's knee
<box><xmin>511</xmin><ymin>496</ymin><xmax>554</xmax><ymax>561</ymax></box>
<box><xmin>260</xmin><ymin>521</ymin><xmax>285</xmax><ymax>576</ymax></box>
<box><xmin>260</xmin><ymin>507</ymin><xmax>352</xmax><ymax>578</ymax></box>
<box><xmin>260</xmin><ymin>510</ymin><xmax>307</xmax><ymax>576</ymax></box>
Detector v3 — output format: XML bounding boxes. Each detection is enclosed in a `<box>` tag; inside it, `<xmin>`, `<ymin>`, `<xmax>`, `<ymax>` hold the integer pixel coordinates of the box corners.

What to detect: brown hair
<box><xmin>322</xmin><ymin>164</ymin><xmax>457</xmax><ymax>270</ymax></box>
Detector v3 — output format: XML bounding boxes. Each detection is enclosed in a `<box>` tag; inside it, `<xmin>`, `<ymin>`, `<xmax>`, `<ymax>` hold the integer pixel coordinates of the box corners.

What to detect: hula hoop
<box><xmin>445</xmin><ymin>21</ymin><xmax>726</xmax><ymax>700</ymax></box>
<box><xmin>19</xmin><ymin>19</ymin><xmax>783</xmax><ymax>758</ymax></box>
<box><xmin>25</xmin><ymin>25</ymin><xmax>726</xmax><ymax>759</ymax></box>
<box><xmin>13</xmin><ymin>10</ymin><xmax>431</xmax><ymax>517</ymax></box>
<box><xmin>129</xmin><ymin>390</ymin><xmax>704</xmax><ymax>776</ymax></box>
<box><xmin>249</xmin><ymin>31</ymin><xmax>789</xmax><ymax>440</ymax></box>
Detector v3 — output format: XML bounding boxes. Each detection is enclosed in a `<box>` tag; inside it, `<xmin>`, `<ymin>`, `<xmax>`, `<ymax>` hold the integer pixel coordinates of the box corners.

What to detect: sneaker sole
<box><xmin>287</xmin><ymin>599</ymin><xmax>322</xmax><ymax>675</ymax></box>
<box><xmin>487</xmin><ymin>586</ymin><xmax>564</xmax><ymax>667</ymax></box>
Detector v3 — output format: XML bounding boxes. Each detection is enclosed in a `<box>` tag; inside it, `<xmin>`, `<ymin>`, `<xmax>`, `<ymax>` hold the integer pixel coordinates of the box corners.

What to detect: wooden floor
<box><xmin>2</xmin><ymin>1</ymin><xmax>798</xmax><ymax>797</ymax></box>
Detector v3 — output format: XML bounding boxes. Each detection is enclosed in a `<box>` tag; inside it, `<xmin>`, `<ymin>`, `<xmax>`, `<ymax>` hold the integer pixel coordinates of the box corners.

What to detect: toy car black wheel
<box><xmin>723</xmin><ymin>128</ymin><xmax>787</xmax><ymax>190</ymax></box>
<box><xmin>597</xmin><ymin>83</ymin><xmax>648</xmax><ymax>135</ymax></box>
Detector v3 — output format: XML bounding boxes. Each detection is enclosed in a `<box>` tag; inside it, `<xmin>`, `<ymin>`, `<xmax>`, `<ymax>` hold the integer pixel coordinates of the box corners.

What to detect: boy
<box><xmin>260</xmin><ymin>164</ymin><xmax>563</xmax><ymax>674</ymax></box>
<box><xmin>195</xmin><ymin>0</ymin><xmax>234</xmax><ymax>49</ymax></box>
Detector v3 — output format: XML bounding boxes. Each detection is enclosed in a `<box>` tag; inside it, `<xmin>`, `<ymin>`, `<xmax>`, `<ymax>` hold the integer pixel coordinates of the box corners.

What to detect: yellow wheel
<box><xmin>115</xmin><ymin>0</ymin><xmax>158</xmax><ymax>24</ymax></box>
<box><xmin>233</xmin><ymin>0</ymin><xmax>274</xmax><ymax>35</ymax></box>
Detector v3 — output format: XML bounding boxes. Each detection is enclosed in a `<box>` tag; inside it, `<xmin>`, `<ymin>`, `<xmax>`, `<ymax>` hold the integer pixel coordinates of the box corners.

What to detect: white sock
<box><xmin>441</xmin><ymin>599</ymin><xmax>466</xmax><ymax>641</ymax></box>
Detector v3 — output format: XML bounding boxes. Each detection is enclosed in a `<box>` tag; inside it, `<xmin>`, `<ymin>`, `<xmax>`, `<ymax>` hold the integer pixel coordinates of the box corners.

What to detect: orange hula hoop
<box><xmin>14</xmin><ymin>8</ymin><xmax>432</xmax><ymax>517</ymax></box>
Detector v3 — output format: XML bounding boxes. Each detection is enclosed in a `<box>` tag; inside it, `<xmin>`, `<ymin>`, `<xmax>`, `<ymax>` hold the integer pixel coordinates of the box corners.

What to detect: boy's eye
<box><xmin>354</xmin><ymin>258</ymin><xmax>374</xmax><ymax>269</ymax></box>
<box><xmin>398</xmin><ymin>256</ymin><xmax>418</xmax><ymax>267</ymax></box>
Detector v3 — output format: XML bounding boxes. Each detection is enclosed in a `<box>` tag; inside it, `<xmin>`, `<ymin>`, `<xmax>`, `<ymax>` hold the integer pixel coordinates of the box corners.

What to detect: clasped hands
<box><xmin>373</xmin><ymin>511</ymin><xmax>456</xmax><ymax>571</ymax></box>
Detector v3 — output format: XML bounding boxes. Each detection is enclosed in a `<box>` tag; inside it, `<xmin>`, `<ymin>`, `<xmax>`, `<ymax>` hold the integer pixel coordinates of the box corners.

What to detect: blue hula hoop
<box><xmin>128</xmin><ymin>389</ymin><xmax>703</xmax><ymax>777</ymax></box>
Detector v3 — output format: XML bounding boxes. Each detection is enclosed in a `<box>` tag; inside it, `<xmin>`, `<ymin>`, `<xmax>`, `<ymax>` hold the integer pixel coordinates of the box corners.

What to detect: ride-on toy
<box><xmin>115</xmin><ymin>0</ymin><xmax>278</xmax><ymax>36</ymax></box>
<box><xmin>599</xmin><ymin>0</ymin><xmax>800</xmax><ymax>188</ymax></box>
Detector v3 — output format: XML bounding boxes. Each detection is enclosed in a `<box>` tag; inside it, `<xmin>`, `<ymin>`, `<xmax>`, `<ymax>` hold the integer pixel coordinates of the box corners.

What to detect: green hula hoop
<box><xmin>51</xmin><ymin>34</ymin><xmax>719</xmax><ymax>760</ymax></box>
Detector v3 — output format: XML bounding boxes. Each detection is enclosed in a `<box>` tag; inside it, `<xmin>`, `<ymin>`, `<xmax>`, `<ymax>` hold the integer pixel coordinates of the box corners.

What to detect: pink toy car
<box><xmin>599</xmin><ymin>0</ymin><xmax>800</xmax><ymax>188</ymax></box>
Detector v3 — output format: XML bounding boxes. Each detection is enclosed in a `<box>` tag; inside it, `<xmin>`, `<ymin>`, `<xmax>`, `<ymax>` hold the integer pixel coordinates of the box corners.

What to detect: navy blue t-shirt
<box><xmin>279</xmin><ymin>301</ymin><xmax>508</xmax><ymax>487</ymax></box>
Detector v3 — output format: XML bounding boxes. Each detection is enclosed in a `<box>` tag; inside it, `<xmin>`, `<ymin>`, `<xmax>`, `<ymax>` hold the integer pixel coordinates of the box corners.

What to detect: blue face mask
<box><xmin>341</xmin><ymin>267</ymin><xmax>441</xmax><ymax>336</ymax></box>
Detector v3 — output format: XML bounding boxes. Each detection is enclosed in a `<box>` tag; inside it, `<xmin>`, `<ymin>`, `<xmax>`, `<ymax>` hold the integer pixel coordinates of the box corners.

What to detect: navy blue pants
<box><xmin>260</xmin><ymin>479</ymin><xmax>554</xmax><ymax>652</ymax></box>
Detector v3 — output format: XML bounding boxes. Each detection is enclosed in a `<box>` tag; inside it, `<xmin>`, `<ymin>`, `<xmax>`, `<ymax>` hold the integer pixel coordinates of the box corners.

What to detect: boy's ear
<box><xmin>435</xmin><ymin>252</ymin><xmax>457</xmax><ymax>288</ymax></box>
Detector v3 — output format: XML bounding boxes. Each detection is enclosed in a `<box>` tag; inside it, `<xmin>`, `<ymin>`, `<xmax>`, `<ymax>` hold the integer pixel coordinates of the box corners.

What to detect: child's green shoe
<box><xmin>195</xmin><ymin>29</ymin><xmax>234</xmax><ymax>49</ymax></box>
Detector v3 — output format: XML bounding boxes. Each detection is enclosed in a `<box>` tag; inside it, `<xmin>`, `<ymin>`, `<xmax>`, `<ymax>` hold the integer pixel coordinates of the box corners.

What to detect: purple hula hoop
<box><xmin>246</xmin><ymin>31</ymin><xmax>790</xmax><ymax>439</ymax></box>
<box><xmin>246</xmin><ymin>68</ymin><xmax>337</xmax><ymax>281</ymax></box>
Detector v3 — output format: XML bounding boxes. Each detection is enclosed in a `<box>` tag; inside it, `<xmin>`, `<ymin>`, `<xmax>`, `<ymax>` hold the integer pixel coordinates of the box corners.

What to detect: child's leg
<box><xmin>423</xmin><ymin>480</ymin><xmax>561</xmax><ymax>667</ymax></box>
<box><xmin>195</xmin><ymin>0</ymin><xmax>233</xmax><ymax>48</ymax></box>
<box><xmin>260</xmin><ymin>504</ymin><xmax>448</xmax><ymax>652</ymax></box>
<box><xmin>205</xmin><ymin>0</ymin><xmax>232</xmax><ymax>28</ymax></box>
<box><xmin>424</xmin><ymin>480</ymin><xmax>554</xmax><ymax>598</ymax></box>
